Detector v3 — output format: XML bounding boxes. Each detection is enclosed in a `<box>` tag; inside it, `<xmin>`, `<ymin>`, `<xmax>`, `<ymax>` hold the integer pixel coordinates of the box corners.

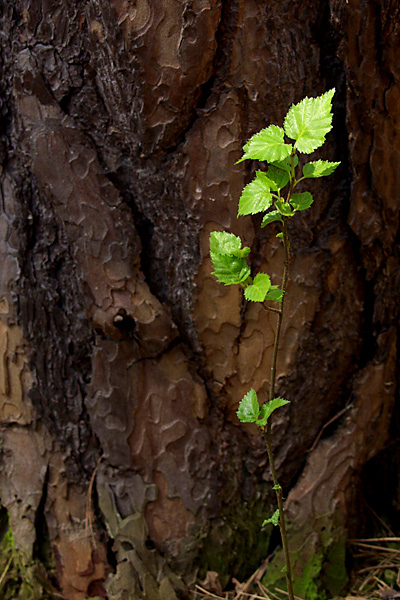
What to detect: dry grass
<box><xmin>348</xmin><ymin>536</ymin><xmax>400</xmax><ymax>599</ymax></box>
<box><xmin>192</xmin><ymin>536</ymin><xmax>400</xmax><ymax>600</ymax></box>
<box><xmin>192</xmin><ymin>581</ymin><xmax>305</xmax><ymax>600</ymax></box>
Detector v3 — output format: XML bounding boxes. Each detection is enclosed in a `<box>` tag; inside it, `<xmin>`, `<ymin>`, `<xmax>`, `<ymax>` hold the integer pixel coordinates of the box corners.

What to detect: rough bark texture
<box><xmin>0</xmin><ymin>1</ymin><xmax>399</xmax><ymax>599</ymax></box>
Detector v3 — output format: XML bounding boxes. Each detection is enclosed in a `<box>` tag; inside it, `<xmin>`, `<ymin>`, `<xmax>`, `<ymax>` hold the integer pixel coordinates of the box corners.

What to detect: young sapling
<box><xmin>210</xmin><ymin>89</ymin><xmax>340</xmax><ymax>600</ymax></box>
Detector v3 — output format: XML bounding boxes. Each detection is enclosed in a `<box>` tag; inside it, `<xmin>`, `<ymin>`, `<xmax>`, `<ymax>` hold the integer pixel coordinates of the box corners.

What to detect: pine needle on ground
<box><xmin>192</xmin><ymin>536</ymin><xmax>400</xmax><ymax>600</ymax></box>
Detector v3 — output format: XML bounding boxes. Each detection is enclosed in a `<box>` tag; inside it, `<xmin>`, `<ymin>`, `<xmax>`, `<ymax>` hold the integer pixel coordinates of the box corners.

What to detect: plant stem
<box><xmin>264</xmin><ymin>219</ymin><xmax>294</xmax><ymax>600</ymax></box>
<box><xmin>264</xmin><ymin>305</ymin><xmax>282</xmax><ymax>315</ymax></box>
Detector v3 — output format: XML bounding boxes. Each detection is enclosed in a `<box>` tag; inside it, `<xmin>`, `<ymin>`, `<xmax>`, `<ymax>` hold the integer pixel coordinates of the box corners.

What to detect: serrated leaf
<box><xmin>275</xmin><ymin>199</ymin><xmax>294</xmax><ymax>217</ymax></box>
<box><xmin>262</xmin><ymin>509</ymin><xmax>280</xmax><ymax>527</ymax></box>
<box><xmin>238</xmin><ymin>125</ymin><xmax>293</xmax><ymax>163</ymax></box>
<box><xmin>257</xmin><ymin>403</ymin><xmax>268</xmax><ymax>422</ymax></box>
<box><xmin>211</xmin><ymin>252</ymin><xmax>251</xmax><ymax>285</ymax></box>
<box><xmin>303</xmin><ymin>160</ymin><xmax>340</xmax><ymax>178</ymax></box>
<box><xmin>265</xmin><ymin>287</ymin><xmax>283</xmax><ymax>302</ymax></box>
<box><xmin>256</xmin><ymin>397</ymin><xmax>290</xmax><ymax>428</ymax></box>
<box><xmin>238</xmin><ymin>171</ymin><xmax>273</xmax><ymax>216</ymax></box>
<box><xmin>284</xmin><ymin>89</ymin><xmax>335</xmax><ymax>153</ymax></box>
<box><xmin>210</xmin><ymin>231</ymin><xmax>250</xmax><ymax>258</ymax></box>
<box><xmin>290</xmin><ymin>192</ymin><xmax>313</xmax><ymax>211</ymax></box>
<box><xmin>244</xmin><ymin>273</ymin><xmax>271</xmax><ymax>302</ymax></box>
<box><xmin>261</xmin><ymin>210</ymin><xmax>283</xmax><ymax>228</ymax></box>
<box><xmin>237</xmin><ymin>388</ymin><xmax>260</xmax><ymax>423</ymax></box>
<box><xmin>265</xmin><ymin>164</ymin><xmax>290</xmax><ymax>191</ymax></box>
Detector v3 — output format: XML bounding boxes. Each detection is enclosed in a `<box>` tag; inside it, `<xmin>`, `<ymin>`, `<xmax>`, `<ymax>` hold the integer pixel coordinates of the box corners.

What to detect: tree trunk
<box><xmin>0</xmin><ymin>1</ymin><xmax>399</xmax><ymax>598</ymax></box>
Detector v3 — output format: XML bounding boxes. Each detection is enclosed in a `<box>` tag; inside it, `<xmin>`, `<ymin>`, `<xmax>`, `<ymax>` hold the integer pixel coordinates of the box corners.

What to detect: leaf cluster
<box><xmin>262</xmin><ymin>509</ymin><xmax>280</xmax><ymax>528</ymax></box>
<box><xmin>210</xmin><ymin>231</ymin><xmax>282</xmax><ymax>302</ymax></box>
<box><xmin>210</xmin><ymin>89</ymin><xmax>340</xmax><ymax>305</ymax></box>
<box><xmin>237</xmin><ymin>89</ymin><xmax>339</xmax><ymax>222</ymax></box>
<box><xmin>210</xmin><ymin>89</ymin><xmax>340</xmax><ymax>432</ymax></box>
<box><xmin>236</xmin><ymin>388</ymin><xmax>290</xmax><ymax>430</ymax></box>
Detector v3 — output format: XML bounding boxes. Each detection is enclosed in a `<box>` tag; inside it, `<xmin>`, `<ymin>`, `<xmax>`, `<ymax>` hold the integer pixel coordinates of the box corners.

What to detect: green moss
<box><xmin>294</xmin><ymin>553</ymin><xmax>325</xmax><ymax>600</ymax></box>
<box><xmin>322</xmin><ymin>538</ymin><xmax>347</xmax><ymax>596</ymax></box>
<box><xmin>0</xmin><ymin>511</ymin><xmax>58</xmax><ymax>600</ymax></box>
<box><xmin>262</xmin><ymin>549</ymin><xmax>326</xmax><ymax>600</ymax></box>
<box><xmin>197</xmin><ymin>491</ymin><xmax>272</xmax><ymax>587</ymax></box>
<box><xmin>262</xmin><ymin>521</ymin><xmax>347</xmax><ymax>600</ymax></box>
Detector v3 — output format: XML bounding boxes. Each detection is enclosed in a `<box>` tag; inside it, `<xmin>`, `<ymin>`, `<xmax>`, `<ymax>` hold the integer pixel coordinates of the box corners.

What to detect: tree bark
<box><xmin>0</xmin><ymin>1</ymin><xmax>399</xmax><ymax>599</ymax></box>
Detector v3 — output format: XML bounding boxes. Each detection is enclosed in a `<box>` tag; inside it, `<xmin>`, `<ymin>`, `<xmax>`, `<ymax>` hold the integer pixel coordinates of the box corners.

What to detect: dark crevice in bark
<box><xmin>357</xmin><ymin>277</ymin><xmax>378</xmax><ymax>365</ymax></box>
<box><xmin>162</xmin><ymin>0</ymin><xmax>239</xmax><ymax>156</ymax></box>
<box><xmin>128</xmin><ymin>336</ymin><xmax>186</xmax><ymax>366</ymax></box>
<box><xmin>0</xmin><ymin>9</ymin><xmax>16</xmax><ymax>166</ymax></box>
<box><xmin>107</xmin><ymin>161</ymin><xmax>203</xmax><ymax>355</ymax></box>
<box><xmin>105</xmin><ymin>535</ymin><xmax>118</xmax><ymax>574</ymax></box>
<box><xmin>360</xmin><ymin>254</ymin><xmax>400</xmax><ymax>533</ymax></box>
<box><xmin>314</xmin><ymin>0</ymin><xmax>353</xmax><ymax>241</ymax></box>
<box><xmin>192</xmin><ymin>0</ymin><xmax>241</xmax><ymax>112</ymax></box>
<box><xmin>362</xmin><ymin>437</ymin><xmax>400</xmax><ymax>533</ymax></box>
<box><xmin>371</xmin><ymin>1</ymin><xmax>384</xmax><ymax>71</ymax></box>
<box><xmin>33</xmin><ymin>465</ymin><xmax>52</xmax><ymax>563</ymax></box>
<box><xmin>13</xmin><ymin>169</ymin><xmax>99</xmax><ymax>481</ymax></box>
<box><xmin>56</xmin><ymin>72</ymin><xmax>113</xmax><ymax>165</ymax></box>
<box><xmin>211</xmin><ymin>0</ymin><xmax>240</xmax><ymax>88</ymax></box>
<box><xmin>58</xmin><ymin>85</ymin><xmax>83</xmax><ymax>114</ymax></box>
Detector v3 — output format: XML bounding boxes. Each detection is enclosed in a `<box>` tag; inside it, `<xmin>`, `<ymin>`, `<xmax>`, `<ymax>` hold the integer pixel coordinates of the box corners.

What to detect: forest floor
<box><xmin>1</xmin><ymin>524</ymin><xmax>399</xmax><ymax>599</ymax></box>
<box><xmin>193</xmin><ymin>535</ymin><xmax>400</xmax><ymax>600</ymax></box>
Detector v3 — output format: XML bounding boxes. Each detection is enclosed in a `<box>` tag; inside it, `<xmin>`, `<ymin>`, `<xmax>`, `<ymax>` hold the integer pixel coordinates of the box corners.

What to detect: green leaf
<box><xmin>290</xmin><ymin>192</ymin><xmax>313</xmax><ymax>211</ymax></box>
<box><xmin>302</xmin><ymin>160</ymin><xmax>340</xmax><ymax>178</ymax></box>
<box><xmin>256</xmin><ymin>397</ymin><xmax>290</xmax><ymax>428</ymax></box>
<box><xmin>238</xmin><ymin>171</ymin><xmax>273</xmax><ymax>216</ymax></box>
<box><xmin>210</xmin><ymin>232</ymin><xmax>252</xmax><ymax>285</ymax></box>
<box><xmin>238</xmin><ymin>125</ymin><xmax>293</xmax><ymax>163</ymax></box>
<box><xmin>272</xmin><ymin>484</ymin><xmax>281</xmax><ymax>491</ymax></box>
<box><xmin>271</xmin><ymin>155</ymin><xmax>299</xmax><ymax>173</ymax></box>
<box><xmin>275</xmin><ymin>199</ymin><xmax>294</xmax><ymax>217</ymax></box>
<box><xmin>237</xmin><ymin>389</ymin><xmax>260</xmax><ymax>423</ymax></box>
<box><xmin>265</xmin><ymin>164</ymin><xmax>290</xmax><ymax>191</ymax></box>
<box><xmin>210</xmin><ymin>252</ymin><xmax>251</xmax><ymax>285</ymax></box>
<box><xmin>262</xmin><ymin>509</ymin><xmax>280</xmax><ymax>527</ymax></box>
<box><xmin>210</xmin><ymin>231</ymin><xmax>250</xmax><ymax>258</ymax></box>
<box><xmin>265</xmin><ymin>287</ymin><xmax>283</xmax><ymax>302</ymax></box>
<box><xmin>244</xmin><ymin>273</ymin><xmax>272</xmax><ymax>302</ymax></box>
<box><xmin>265</xmin><ymin>285</ymin><xmax>283</xmax><ymax>302</ymax></box>
<box><xmin>283</xmin><ymin>89</ymin><xmax>335</xmax><ymax>154</ymax></box>
<box><xmin>261</xmin><ymin>210</ymin><xmax>283</xmax><ymax>228</ymax></box>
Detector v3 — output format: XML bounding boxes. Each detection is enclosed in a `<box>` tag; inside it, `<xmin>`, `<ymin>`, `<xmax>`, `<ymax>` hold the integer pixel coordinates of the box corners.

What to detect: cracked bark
<box><xmin>0</xmin><ymin>1</ymin><xmax>399</xmax><ymax>599</ymax></box>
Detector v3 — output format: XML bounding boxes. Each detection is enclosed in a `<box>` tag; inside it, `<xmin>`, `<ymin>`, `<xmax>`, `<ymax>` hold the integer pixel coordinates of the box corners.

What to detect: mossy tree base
<box><xmin>263</xmin><ymin>519</ymin><xmax>347</xmax><ymax>600</ymax></box>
